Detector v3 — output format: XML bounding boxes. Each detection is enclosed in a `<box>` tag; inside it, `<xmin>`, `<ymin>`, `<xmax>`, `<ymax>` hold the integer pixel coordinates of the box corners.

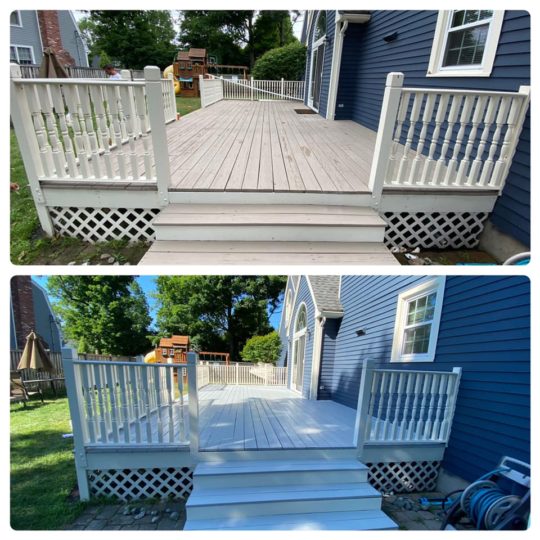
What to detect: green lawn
<box><xmin>176</xmin><ymin>96</ymin><xmax>201</xmax><ymax>116</ymax></box>
<box><xmin>10</xmin><ymin>396</ymin><xmax>87</xmax><ymax>530</ymax></box>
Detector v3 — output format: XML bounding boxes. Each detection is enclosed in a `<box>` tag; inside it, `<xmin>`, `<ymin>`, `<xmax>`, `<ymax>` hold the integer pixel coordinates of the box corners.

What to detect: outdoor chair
<box><xmin>10</xmin><ymin>371</ymin><xmax>44</xmax><ymax>406</ymax></box>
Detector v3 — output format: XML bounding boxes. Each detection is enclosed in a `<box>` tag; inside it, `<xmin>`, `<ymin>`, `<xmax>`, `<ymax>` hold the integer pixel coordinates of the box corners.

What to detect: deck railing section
<box><xmin>369</xmin><ymin>72</ymin><xmax>530</xmax><ymax>202</ymax></box>
<box><xmin>199</xmin><ymin>363</ymin><xmax>287</xmax><ymax>386</ymax></box>
<box><xmin>355</xmin><ymin>360</ymin><xmax>462</xmax><ymax>453</ymax></box>
<box><xmin>199</xmin><ymin>76</ymin><xmax>224</xmax><ymax>108</ymax></box>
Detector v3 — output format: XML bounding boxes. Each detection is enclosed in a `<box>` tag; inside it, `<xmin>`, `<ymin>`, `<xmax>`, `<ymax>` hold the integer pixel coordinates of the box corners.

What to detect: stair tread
<box><xmin>187</xmin><ymin>482</ymin><xmax>380</xmax><ymax>507</ymax></box>
<box><xmin>195</xmin><ymin>459</ymin><xmax>368</xmax><ymax>476</ymax></box>
<box><xmin>184</xmin><ymin>509</ymin><xmax>398</xmax><ymax>530</ymax></box>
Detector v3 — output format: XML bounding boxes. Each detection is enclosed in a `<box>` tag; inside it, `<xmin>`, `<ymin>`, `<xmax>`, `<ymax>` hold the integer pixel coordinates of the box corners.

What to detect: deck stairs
<box><xmin>184</xmin><ymin>459</ymin><xmax>398</xmax><ymax>530</ymax></box>
<box><xmin>140</xmin><ymin>203</ymin><xmax>398</xmax><ymax>264</ymax></box>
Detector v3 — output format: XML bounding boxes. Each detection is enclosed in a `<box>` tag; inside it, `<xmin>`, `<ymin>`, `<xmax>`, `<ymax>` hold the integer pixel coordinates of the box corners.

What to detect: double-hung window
<box><xmin>391</xmin><ymin>277</ymin><xmax>445</xmax><ymax>363</ymax></box>
<box><xmin>10</xmin><ymin>45</ymin><xmax>35</xmax><ymax>65</ymax></box>
<box><xmin>428</xmin><ymin>10</ymin><xmax>504</xmax><ymax>77</ymax></box>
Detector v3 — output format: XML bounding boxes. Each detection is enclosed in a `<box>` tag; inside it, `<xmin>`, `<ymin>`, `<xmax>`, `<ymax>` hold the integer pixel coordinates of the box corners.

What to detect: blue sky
<box><xmin>32</xmin><ymin>276</ymin><xmax>282</xmax><ymax>330</ymax></box>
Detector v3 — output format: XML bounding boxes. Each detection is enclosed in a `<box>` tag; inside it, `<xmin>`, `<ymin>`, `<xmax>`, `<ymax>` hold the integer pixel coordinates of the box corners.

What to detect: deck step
<box><xmin>152</xmin><ymin>204</ymin><xmax>387</xmax><ymax>243</ymax></box>
<box><xmin>184</xmin><ymin>509</ymin><xmax>398</xmax><ymax>530</ymax></box>
<box><xmin>139</xmin><ymin>240</ymin><xmax>399</xmax><ymax>265</ymax></box>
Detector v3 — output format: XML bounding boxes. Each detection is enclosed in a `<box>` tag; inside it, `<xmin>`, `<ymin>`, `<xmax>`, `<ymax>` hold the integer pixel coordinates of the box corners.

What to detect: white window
<box><xmin>161</xmin><ymin>347</ymin><xmax>168</xmax><ymax>356</ymax></box>
<box><xmin>427</xmin><ymin>10</ymin><xmax>504</xmax><ymax>77</ymax></box>
<box><xmin>391</xmin><ymin>277</ymin><xmax>445</xmax><ymax>363</ymax></box>
<box><xmin>10</xmin><ymin>45</ymin><xmax>35</xmax><ymax>65</ymax></box>
<box><xmin>10</xmin><ymin>11</ymin><xmax>22</xmax><ymax>27</ymax></box>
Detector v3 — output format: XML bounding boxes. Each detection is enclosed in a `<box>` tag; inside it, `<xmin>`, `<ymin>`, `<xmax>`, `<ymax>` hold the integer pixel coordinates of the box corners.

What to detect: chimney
<box><xmin>37</xmin><ymin>10</ymin><xmax>76</xmax><ymax>66</ymax></box>
<box><xmin>10</xmin><ymin>276</ymin><xmax>36</xmax><ymax>350</ymax></box>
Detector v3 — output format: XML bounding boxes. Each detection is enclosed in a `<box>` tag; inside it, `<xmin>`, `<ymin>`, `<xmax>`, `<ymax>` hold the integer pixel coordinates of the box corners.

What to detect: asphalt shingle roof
<box><xmin>308</xmin><ymin>276</ymin><xmax>343</xmax><ymax>313</ymax></box>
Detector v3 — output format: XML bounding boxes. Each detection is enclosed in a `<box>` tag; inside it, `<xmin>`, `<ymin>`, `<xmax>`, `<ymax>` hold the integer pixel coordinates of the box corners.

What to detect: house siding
<box><xmin>58</xmin><ymin>11</ymin><xmax>88</xmax><ymax>67</ymax></box>
<box><xmin>333</xmin><ymin>10</ymin><xmax>530</xmax><ymax>246</ymax></box>
<box><xmin>323</xmin><ymin>275</ymin><xmax>530</xmax><ymax>482</ymax></box>
<box><xmin>32</xmin><ymin>282</ymin><xmax>63</xmax><ymax>352</ymax></box>
<box><xmin>10</xmin><ymin>11</ymin><xmax>42</xmax><ymax>63</ymax></box>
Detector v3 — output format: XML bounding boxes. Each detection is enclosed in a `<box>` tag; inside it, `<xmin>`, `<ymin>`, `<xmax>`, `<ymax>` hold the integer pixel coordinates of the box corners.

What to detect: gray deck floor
<box><xmin>165</xmin><ymin>100</ymin><xmax>375</xmax><ymax>193</ymax></box>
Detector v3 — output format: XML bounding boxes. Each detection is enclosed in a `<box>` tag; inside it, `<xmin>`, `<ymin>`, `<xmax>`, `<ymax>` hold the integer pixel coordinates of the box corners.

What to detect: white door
<box><xmin>291</xmin><ymin>305</ymin><xmax>308</xmax><ymax>393</ymax></box>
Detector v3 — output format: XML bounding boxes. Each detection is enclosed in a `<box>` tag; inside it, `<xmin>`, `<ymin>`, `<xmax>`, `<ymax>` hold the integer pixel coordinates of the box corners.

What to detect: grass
<box><xmin>10</xmin><ymin>97</ymin><xmax>200</xmax><ymax>265</ymax></box>
<box><xmin>10</xmin><ymin>395</ymin><xmax>87</xmax><ymax>530</ymax></box>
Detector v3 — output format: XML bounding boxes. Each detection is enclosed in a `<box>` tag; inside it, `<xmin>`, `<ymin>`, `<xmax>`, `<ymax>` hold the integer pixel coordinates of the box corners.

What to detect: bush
<box><xmin>252</xmin><ymin>42</ymin><xmax>307</xmax><ymax>80</ymax></box>
<box><xmin>241</xmin><ymin>331</ymin><xmax>282</xmax><ymax>364</ymax></box>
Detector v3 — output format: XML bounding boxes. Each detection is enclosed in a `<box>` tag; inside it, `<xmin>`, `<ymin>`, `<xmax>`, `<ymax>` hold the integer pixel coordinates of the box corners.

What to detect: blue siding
<box><xmin>323</xmin><ymin>275</ymin><xmax>530</xmax><ymax>482</ymax></box>
<box><xmin>58</xmin><ymin>11</ymin><xmax>88</xmax><ymax>67</ymax></box>
<box><xmin>334</xmin><ymin>10</ymin><xmax>530</xmax><ymax>246</ymax></box>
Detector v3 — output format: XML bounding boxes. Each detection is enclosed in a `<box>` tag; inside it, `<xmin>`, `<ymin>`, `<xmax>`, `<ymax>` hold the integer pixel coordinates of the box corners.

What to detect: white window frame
<box><xmin>289</xmin><ymin>302</ymin><xmax>308</xmax><ymax>393</ymax></box>
<box><xmin>10</xmin><ymin>11</ymin><xmax>23</xmax><ymax>27</ymax></box>
<box><xmin>427</xmin><ymin>10</ymin><xmax>504</xmax><ymax>77</ymax></box>
<box><xmin>10</xmin><ymin>44</ymin><xmax>35</xmax><ymax>65</ymax></box>
<box><xmin>308</xmin><ymin>10</ymin><xmax>327</xmax><ymax>110</ymax></box>
<box><xmin>391</xmin><ymin>277</ymin><xmax>446</xmax><ymax>363</ymax></box>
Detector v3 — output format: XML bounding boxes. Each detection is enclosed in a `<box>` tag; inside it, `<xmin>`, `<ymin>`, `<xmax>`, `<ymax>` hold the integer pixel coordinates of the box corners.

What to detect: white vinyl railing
<box><xmin>199</xmin><ymin>77</ymin><xmax>224</xmax><ymax>108</ymax></box>
<box><xmin>354</xmin><ymin>360</ymin><xmax>462</xmax><ymax>452</ymax></box>
<box><xmin>197</xmin><ymin>363</ymin><xmax>287</xmax><ymax>387</ymax></box>
<box><xmin>369</xmin><ymin>72</ymin><xmax>530</xmax><ymax>200</ymax></box>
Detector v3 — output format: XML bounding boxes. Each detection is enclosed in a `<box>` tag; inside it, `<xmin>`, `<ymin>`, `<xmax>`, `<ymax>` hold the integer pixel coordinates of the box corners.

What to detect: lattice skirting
<box><xmin>383</xmin><ymin>212</ymin><xmax>489</xmax><ymax>249</ymax></box>
<box><xmin>48</xmin><ymin>207</ymin><xmax>160</xmax><ymax>243</ymax></box>
<box><xmin>367</xmin><ymin>461</ymin><xmax>441</xmax><ymax>494</ymax></box>
<box><xmin>88</xmin><ymin>467</ymin><xmax>194</xmax><ymax>501</ymax></box>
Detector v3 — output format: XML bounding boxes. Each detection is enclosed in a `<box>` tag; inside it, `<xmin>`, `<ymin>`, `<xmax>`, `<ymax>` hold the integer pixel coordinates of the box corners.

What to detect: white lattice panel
<box><xmin>88</xmin><ymin>467</ymin><xmax>193</xmax><ymax>501</ymax></box>
<box><xmin>49</xmin><ymin>207</ymin><xmax>159</xmax><ymax>243</ymax></box>
<box><xmin>383</xmin><ymin>212</ymin><xmax>489</xmax><ymax>249</ymax></box>
<box><xmin>367</xmin><ymin>461</ymin><xmax>440</xmax><ymax>494</ymax></box>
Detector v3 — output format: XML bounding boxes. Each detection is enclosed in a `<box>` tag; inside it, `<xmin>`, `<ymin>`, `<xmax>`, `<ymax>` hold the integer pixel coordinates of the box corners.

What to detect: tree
<box><xmin>47</xmin><ymin>276</ymin><xmax>152</xmax><ymax>356</ymax></box>
<box><xmin>79</xmin><ymin>11</ymin><xmax>177</xmax><ymax>69</ymax></box>
<box><xmin>241</xmin><ymin>331</ymin><xmax>282</xmax><ymax>364</ymax></box>
<box><xmin>253</xmin><ymin>11</ymin><xmax>296</xmax><ymax>58</ymax></box>
<box><xmin>252</xmin><ymin>41</ymin><xmax>307</xmax><ymax>80</ymax></box>
<box><xmin>154</xmin><ymin>276</ymin><xmax>286</xmax><ymax>361</ymax></box>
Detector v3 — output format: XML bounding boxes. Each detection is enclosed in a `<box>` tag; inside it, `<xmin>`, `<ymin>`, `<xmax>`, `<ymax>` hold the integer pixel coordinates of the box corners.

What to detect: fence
<box><xmin>200</xmin><ymin>76</ymin><xmax>305</xmax><ymax>107</ymax></box>
<box><xmin>197</xmin><ymin>363</ymin><xmax>287</xmax><ymax>387</ymax></box>
<box><xmin>354</xmin><ymin>360</ymin><xmax>462</xmax><ymax>452</ymax></box>
<box><xmin>10</xmin><ymin>350</ymin><xmax>65</xmax><ymax>388</ymax></box>
<box><xmin>78</xmin><ymin>353</ymin><xmax>138</xmax><ymax>362</ymax></box>
<box><xmin>369</xmin><ymin>72</ymin><xmax>531</xmax><ymax>199</ymax></box>
<box><xmin>18</xmin><ymin>64</ymin><xmax>146</xmax><ymax>80</ymax></box>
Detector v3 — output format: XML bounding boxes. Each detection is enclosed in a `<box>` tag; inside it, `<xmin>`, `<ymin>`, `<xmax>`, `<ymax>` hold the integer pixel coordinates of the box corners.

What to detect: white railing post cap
<box><xmin>10</xmin><ymin>63</ymin><xmax>22</xmax><ymax>78</ymax></box>
<box><xmin>187</xmin><ymin>352</ymin><xmax>198</xmax><ymax>365</ymax></box>
<box><xmin>120</xmin><ymin>69</ymin><xmax>131</xmax><ymax>80</ymax></box>
<box><xmin>386</xmin><ymin>72</ymin><xmax>404</xmax><ymax>87</ymax></box>
<box><xmin>144</xmin><ymin>66</ymin><xmax>161</xmax><ymax>81</ymax></box>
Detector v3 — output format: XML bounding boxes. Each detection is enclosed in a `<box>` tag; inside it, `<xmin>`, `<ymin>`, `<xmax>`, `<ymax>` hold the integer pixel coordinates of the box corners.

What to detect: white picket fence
<box><xmin>369</xmin><ymin>72</ymin><xmax>530</xmax><ymax>196</ymax></box>
<box><xmin>197</xmin><ymin>363</ymin><xmax>287</xmax><ymax>387</ymax></box>
<box><xmin>355</xmin><ymin>361</ymin><xmax>462</xmax><ymax>451</ymax></box>
<box><xmin>200</xmin><ymin>75</ymin><xmax>305</xmax><ymax>108</ymax></box>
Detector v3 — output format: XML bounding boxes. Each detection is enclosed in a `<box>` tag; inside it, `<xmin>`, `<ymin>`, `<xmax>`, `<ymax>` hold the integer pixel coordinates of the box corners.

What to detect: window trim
<box><xmin>390</xmin><ymin>277</ymin><xmax>446</xmax><ymax>363</ymax></box>
<box><xmin>427</xmin><ymin>10</ymin><xmax>504</xmax><ymax>78</ymax></box>
<box><xmin>10</xmin><ymin>44</ymin><xmax>35</xmax><ymax>65</ymax></box>
<box><xmin>10</xmin><ymin>11</ymin><xmax>23</xmax><ymax>27</ymax></box>
<box><xmin>307</xmin><ymin>10</ymin><xmax>327</xmax><ymax>111</ymax></box>
<box><xmin>289</xmin><ymin>302</ymin><xmax>308</xmax><ymax>393</ymax></box>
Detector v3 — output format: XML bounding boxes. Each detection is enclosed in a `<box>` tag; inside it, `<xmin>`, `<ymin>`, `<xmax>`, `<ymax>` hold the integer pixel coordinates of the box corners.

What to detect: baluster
<box><xmin>398</xmin><ymin>373</ymin><xmax>415</xmax><ymax>441</ymax></box>
<box><xmin>431</xmin><ymin>374</ymin><xmax>448</xmax><ymax>440</ymax></box>
<box><xmin>117</xmin><ymin>364</ymin><xmax>130</xmax><ymax>444</ymax></box>
<box><xmin>177</xmin><ymin>365</ymin><xmax>186</xmax><ymax>441</ymax></box>
<box><xmin>365</xmin><ymin>371</ymin><xmax>379</xmax><ymax>442</ymax></box>
<box><xmin>100</xmin><ymin>364</ymin><xmax>113</xmax><ymax>435</ymax></box>
<box><xmin>491</xmin><ymin>96</ymin><xmax>525</xmax><ymax>188</ymax></box>
<box><xmin>387</xmin><ymin>92</ymin><xmax>411</xmax><ymax>184</ymax></box>
<box><xmin>133</xmin><ymin>86</ymin><xmax>154</xmax><ymax>180</ymax></box>
<box><xmin>396</xmin><ymin>92</ymin><xmax>423</xmax><ymax>184</ymax></box>
<box><xmin>93</xmin><ymin>364</ymin><xmax>108</xmax><ymax>443</ymax></box>
<box><xmin>139</xmin><ymin>367</ymin><xmax>153</xmax><ymax>443</ymax></box>
<box><xmin>50</xmin><ymin>85</ymin><xmax>78</xmax><ymax>178</ymax></box>
<box><xmin>415</xmin><ymin>374</ymin><xmax>432</xmax><ymax>440</ymax></box>
<box><xmin>114</xmin><ymin>85</ymin><xmax>128</xmax><ymax>141</ymax></box>
<box><xmin>105</xmin><ymin>363</ymin><xmax>120</xmax><ymax>443</ymax></box>
<box><xmin>89</xmin><ymin>85</ymin><xmax>114</xmax><ymax>179</ymax></box>
<box><xmin>407</xmin><ymin>373</ymin><xmax>423</xmax><ymax>440</ymax></box>
<box><xmin>104</xmin><ymin>85</ymin><xmax>127</xmax><ymax>179</ymax></box>
<box><xmin>468</xmin><ymin>96</ymin><xmax>501</xmax><ymax>185</ymax></box>
<box><xmin>128</xmin><ymin>365</ymin><xmax>142</xmax><ymax>443</ymax></box>
<box><xmin>153</xmin><ymin>366</ymin><xmax>164</xmax><ymax>443</ymax></box>
<box><xmin>445</xmin><ymin>95</ymin><xmax>474</xmax><ymax>185</ymax></box>
<box><xmin>440</xmin><ymin>374</ymin><xmax>457</xmax><ymax>441</ymax></box>
<box><xmin>382</xmin><ymin>372</ymin><xmax>397</xmax><ymax>440</ymax></box>
<box><xmin>423</xmin><ymin>374</ymin><xmax>440</xmax><ymax>440</ymax></box>
<box><xmin>119</xmin><ymin>85</ymin><xmax>139</xmax><ymax>179</ymax></box>
<box><xmin>433</xmin><ymin>94</ymin><xmax>463</xmax><ymax>186</ymax></box>
<box><xmin>165</xmin><ymin>367</ymin><xmax>175</xmax><ymax>443</ymax></box>
<box><xmin>390</xmin><ymin>372</ymin><xmax>406</xmax><ymax>440</ymax></box>
<box><xmin>78</xmin><ymin>85</ymin><xmax>102</xmax><ymax>179</ymax></box>
<box><xmin>374</xmin><ymin>372</ymin><xmax>388</xmax><ymax>440</ymax></box>
<box><xmin>79</xmin><ymin>364</ymin><xmax>96</xmax><ymax>443</ymax></box>
<box><xmin>455</xmin><ymin>96</ymin><xmax>488</xmax><ymax>185</ymax></box>
<box><xmin>410</xmin><ymin>93</ymin><xmax>436</xmax><ymax>185</ymax></box>
<box><xmin>25</xmin><ymin>86</ymin><xmax>54</xmax><ymax>178</ymax></box>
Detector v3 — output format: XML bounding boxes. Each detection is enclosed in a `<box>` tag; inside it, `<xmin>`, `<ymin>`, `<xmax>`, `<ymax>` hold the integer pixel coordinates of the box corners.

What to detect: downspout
<box><xmin>327</xmin><ymin>19</ymin><xmax>348</xmax><ymax>120</ymax></box>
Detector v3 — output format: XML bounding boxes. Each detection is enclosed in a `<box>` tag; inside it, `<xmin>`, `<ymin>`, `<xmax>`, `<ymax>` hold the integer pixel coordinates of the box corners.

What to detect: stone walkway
<box><xmin>65</xmin><ymin>499</ymin><xmax>186</xmax><ymax>530</ymax></box>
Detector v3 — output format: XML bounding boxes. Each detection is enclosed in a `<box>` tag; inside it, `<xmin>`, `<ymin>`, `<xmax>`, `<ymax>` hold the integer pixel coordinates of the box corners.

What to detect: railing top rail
<box><xmin>72</xmin><ymin>359</ymin><xmax>181</xmax><ymax>368</ymax></box>
<box><xmin>11</xmin><ymin>77</ymin><xmax>146</xmax><ymax>87</ymax></box>
<box><xmin>402</xmin><ymin>86</ymin><xmax>529</xmax><ymax>98</ymax></box>
<box><xmin>373</xmin><ymin>368</ymin><xmax>459</xmax><ymax>376</ymax></box>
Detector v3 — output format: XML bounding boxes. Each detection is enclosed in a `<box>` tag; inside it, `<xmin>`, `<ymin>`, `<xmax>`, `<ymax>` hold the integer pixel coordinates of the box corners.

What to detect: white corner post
<box><xmin>63</xmin><ymin>357</ymin><xmax>91</xmax><ymax>500</ymax></box>
<box><xmin>186</xmin><ymin>352</ymin><xmax>199</xmax><ymax>455</ymax></box>
<box><xmin>168</xmin><ymin>72</ymin><xmax>178</xmax><ymax>119</ymax></box>
<box><xmin>280</xmin><ymin>78</ymin><xmax>284</xmax><ymax>99</ymax></box>
<box><xmin>353</xmin><ymin>358</ymin><xmax>375</xmax><ymax>459</ymax></box>
<box><xmin>367</xmin><ymin>72</ymin><xmax>404</xmax><ymax>208</ymax></box>
<box><xmin>443</xmin><ymin>367</ymin><xmax>463</xmax><ymax>445</ymax></box>
<box><xmin>144</xmin><ymin>66</ymin><xmax>170</xmax><ymax>206</ymax></box>
<box><xmin>199</xmin><ymin>75</ymin><xmax>206</xmax><ymax>108</ymax></box>
<box><xmin>250</xmin><ymin>76</ymin><xmax>254</xmax><ymax>101</ymax></box>
<box><xmin>10</xmin><ymin>63</ymin><xmax>54</xmax><ymax>236</ymax></box>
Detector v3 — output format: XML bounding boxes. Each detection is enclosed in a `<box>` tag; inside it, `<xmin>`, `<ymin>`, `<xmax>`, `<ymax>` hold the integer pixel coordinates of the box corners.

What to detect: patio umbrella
<box><xmin>17</xmin><ymin>331</ymin><xmax>54</xmax><ymax>372</ymax></box>
<box><xmin>38</xmin><ymin>47</ymin><xmax>69</xmax><ymax>78</ymax></box>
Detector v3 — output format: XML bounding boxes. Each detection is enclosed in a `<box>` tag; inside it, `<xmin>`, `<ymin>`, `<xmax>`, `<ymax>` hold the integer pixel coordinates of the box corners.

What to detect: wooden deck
<box><xmin>165</xmin><ymin>101</ymin><xmax>375</xmax><ymax>193</ymax></box>
<box><xmin>198</xmin><ymin>385</ymin><xmax>356</xmax><ymax>451</ymax></box>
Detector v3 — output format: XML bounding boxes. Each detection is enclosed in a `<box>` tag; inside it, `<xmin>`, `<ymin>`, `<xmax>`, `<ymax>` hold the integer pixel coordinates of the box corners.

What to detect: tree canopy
<box><xmin>154</xmin><ymin>276</ymin><xmax>286</xmax><ymax>361</ymax></box>
<box><xmin>241</xmin><ymin>331</ymin><xmax>282</xmax><ymax>364</ymax></box>
<box><xmin>252</xmin><ymin>41</ymin><xmax>307</xmax><ymax>80</ymax></box>
<box><xmin>47</xmin><ymin>276</ymin><xmax>152</xmax><ymax>356</ymax></box>
<box><xmin>79</xmin><ymin>10</ymin><xmax>177</xmax><ymax>69</ymax></box>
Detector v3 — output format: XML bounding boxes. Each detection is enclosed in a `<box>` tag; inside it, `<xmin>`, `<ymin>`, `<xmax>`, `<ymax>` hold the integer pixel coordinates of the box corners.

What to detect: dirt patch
<box><xmin>394</xmin><ymin>249</ymin><xmax>498</xmax><ymax>266</ymax></box>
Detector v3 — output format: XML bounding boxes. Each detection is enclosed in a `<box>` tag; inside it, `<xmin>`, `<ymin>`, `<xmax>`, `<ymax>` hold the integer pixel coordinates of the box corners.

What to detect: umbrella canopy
<box><xmin>38</xmin><ymin>47</ymin><xmax>69</xmax><ymax>78</ymax></box>
<box><xmin>17</xmin><ymin>331</ymin><xmax>55</xmax><ymax>372</ymax></box>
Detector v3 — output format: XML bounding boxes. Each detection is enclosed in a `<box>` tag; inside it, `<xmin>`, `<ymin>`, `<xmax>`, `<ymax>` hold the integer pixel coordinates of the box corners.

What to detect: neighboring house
<box><xmin>10</xmin><ymin>10</ymin><xmax>88</xmax><ymax>67</ymax></box>
<box><xmin>10</xmin><ymin>276</ymin><xmax>63</xmax><ymax>352</ymax></box>
<box><xmin>278</xmin><ymin>274</ymin><xmax>530</xmax><ymax>486</ymax></box>
<box><xmin>155</xmin><ymin>334</ymin><xmax>190</xmax><ymax>363</ymax></box>
<box><xmin>302</xmin><ymin>10</ymin><xmax>531</xmax><ymax>258</ymax></box>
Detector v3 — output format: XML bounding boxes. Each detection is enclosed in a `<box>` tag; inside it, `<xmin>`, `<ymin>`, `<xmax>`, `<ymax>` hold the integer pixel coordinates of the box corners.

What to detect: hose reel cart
<box><xmin>441</xmin><ymin>456</ymin><xmax>530</xmax><ymax>530</ymax></box>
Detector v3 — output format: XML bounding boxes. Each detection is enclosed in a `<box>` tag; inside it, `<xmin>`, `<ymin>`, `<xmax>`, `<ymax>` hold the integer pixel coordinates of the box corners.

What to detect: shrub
<box><xmin>252</xmin><ymin>42</ymin><xmax>307</xmax><ymax>80</ymax></box>
<box><xmin>241</xmin><ymin>331</ymin><xmax>282</xmax><ymax>364</ymax></box>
